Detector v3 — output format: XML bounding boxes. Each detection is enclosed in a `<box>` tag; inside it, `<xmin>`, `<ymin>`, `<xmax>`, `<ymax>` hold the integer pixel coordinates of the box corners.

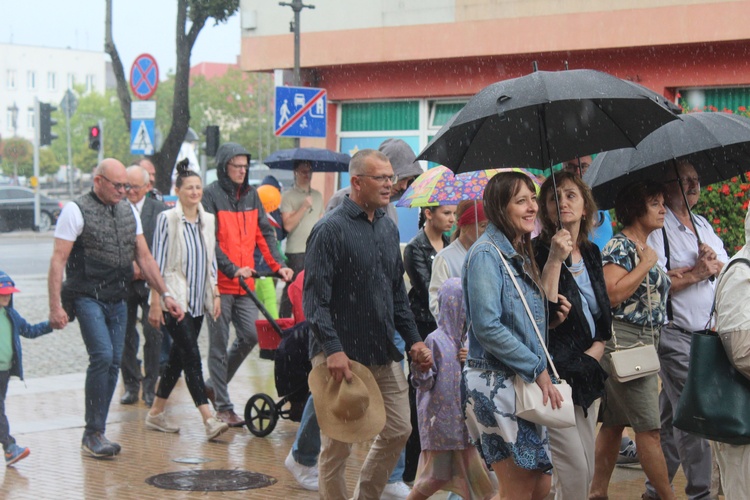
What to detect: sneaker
<box><xmin>5</xmin><ymin>444</ymin><xmax>30</xmax><ymax>467</ymax></box>
<box><xmin>617</xmin><ymin>437</ymin><xmax>639</xmax><ymax>465</ymax></box>
<box><xmin>284</xmin><ymin>450</ymin><xmax>319</xmax><ymax>491</ymax></box>
<box><xmin>205</xmin><ymin>417</ymin><xmax>229</xmax><ymax>441</ymax></box>
<box><xmin>146</xmin><ymin>411</ymin><xmax>180</xmax><ymax>433</ymax></box>
<box><xmin>381</xmin><ymin>481</ymin><xmax>411</xmax><ymax>499</ymax></box>
<box><xmin>81</xmin><ymin>433</ymin><xmax>118</xmax><ymax>459</ymax></box>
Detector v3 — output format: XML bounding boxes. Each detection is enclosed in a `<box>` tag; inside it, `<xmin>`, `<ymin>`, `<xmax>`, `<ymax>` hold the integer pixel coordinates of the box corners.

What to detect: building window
<box><xmin>27</xmin><ymin>107</ymin><xmax>35</xmax><ymax>129</ymax></box>
<box><xmin>67</xmin><ymin>73</ymin><xmax>75</xmax><ymax>89</ymax></box>
<box><xmin>7</xmin><ymin>70</ymin><xmax>16</xmax><ymax>90</ymax></box>
<box><xmin>48</xmin><ymin>72</ymin><xmax>56</xmax><ymax>91</ymax></box>
<box><xmin>27</xmin><ymin>71</ymin><xmax>36</xmax><ymax>90</ymax></box>
<box><xmin>428</xmin><ymin>101</ymin><xmax>467</xmax><ymax>129</ymax></box>
<box><xmin>85</xmin><ymin>74</ymin><xmax>95</xmax><ymax>93</ymax></box>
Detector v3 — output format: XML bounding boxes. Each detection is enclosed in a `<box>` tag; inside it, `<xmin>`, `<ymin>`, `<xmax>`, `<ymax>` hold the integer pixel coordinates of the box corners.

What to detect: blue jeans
<box><xmin>75</xmin><ymin>297</ymin><xmax>127</xmax><ymax>436</ymax></box>
<box><xmin>292</xmin><ymin>332</ymin><xmax>407</xmax><ymax>483</ymax></box>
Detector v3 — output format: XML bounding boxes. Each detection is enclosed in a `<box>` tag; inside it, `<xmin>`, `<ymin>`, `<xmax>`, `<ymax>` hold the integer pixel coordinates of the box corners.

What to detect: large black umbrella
<box><xmin>417</xmin><ymin>69</ymin><xmax>680</xmax><ymax>174</ymax></box>
<box><xmin>585</xmin><ymin>112</ymin><xmax>750</xmax><ymax>210</ymax></box>
<box><xmin>264</xmin><ymin>147</ymin><xmax>351</xmax><ymax>172</ymax></box>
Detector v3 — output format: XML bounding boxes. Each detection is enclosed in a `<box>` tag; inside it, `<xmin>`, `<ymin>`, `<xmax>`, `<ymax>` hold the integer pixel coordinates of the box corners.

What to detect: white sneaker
<box><xmin>284</xmin><ymin>450</ymin><xmax>319</xmax><ymax>491</ymax></box>
<box><xmin>145</xmin><ymin>412</ymin><xmax>180</xmax><ymax>433</ymax></box>
<box><xmin>204</xmin><ymin>417</ymin><xmax>229</xmax><ymax>440</ymax></box>
<box><xmin>381</xmin><ymin>481</ymin><xmax>411</xmax><ymax>499</ymax></box>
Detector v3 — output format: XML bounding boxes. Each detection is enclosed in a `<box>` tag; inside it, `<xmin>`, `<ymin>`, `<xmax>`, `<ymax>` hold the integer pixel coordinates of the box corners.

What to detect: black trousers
<box><xmin>121</xmin><ymin>281</ymin><xmax>163</xmax><ymax>398</ymax></box>
<box><xmin>157</xmin><ymin>313</ymin><xmax>209</xmax><ymax>407</ymax></box>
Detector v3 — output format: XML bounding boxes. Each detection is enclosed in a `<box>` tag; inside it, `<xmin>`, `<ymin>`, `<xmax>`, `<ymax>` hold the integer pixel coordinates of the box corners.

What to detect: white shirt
<box><xmin>647</xmin><ymin>207</ymin><xmax>728</xmax><ymax>331</ymax></box>
<box><xmin>131</xmin><ymin>197</ymin><xmax>146</xmax><ymax>215</ymax></box>
<box><xmin>54</xmin><ymin>200</ymin><xmax>143</xmax><ymax>241</ymax></box>
<box><xmin>428</xmin><ymin>239</ymin><xmax>468</xmax><ymax>319</ymax></box>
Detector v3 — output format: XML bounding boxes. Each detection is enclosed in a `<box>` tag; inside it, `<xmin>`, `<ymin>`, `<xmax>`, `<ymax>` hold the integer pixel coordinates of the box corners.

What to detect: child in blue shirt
<box><xmin>0</xmin><ymin>270</ymin><xmax>54</xmax><ymax>466</ymax></box>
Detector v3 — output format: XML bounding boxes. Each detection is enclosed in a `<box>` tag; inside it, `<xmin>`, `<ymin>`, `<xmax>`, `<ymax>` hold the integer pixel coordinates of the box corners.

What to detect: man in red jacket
<box><xmin>202</xmin><ymin>143</ymin><xmax>293</xmax><ymax>426</ymax></box>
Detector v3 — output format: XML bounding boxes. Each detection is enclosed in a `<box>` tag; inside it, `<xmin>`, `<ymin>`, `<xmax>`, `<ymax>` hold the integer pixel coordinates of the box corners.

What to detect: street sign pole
<box><xmin>64</xmin><ymin>92</ymin><xmax>74</xmax><ymax>197</ymax></box>
<box><xmin>33</xmin><ymin>98</ymin><xmax>40</xmax><ymax>230</ymax></box>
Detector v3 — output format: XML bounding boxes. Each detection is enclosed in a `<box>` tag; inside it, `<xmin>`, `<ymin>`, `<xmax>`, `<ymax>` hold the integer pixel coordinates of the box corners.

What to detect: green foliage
<box><xmin>0</xmin><ymin>137</ymin><xmax>58</xmax><ymax>177</ymax></box>
<box><xmin>189</xmin><ymin>0</ymin><xmax>239</xmax><ymax>25</ymax></box>
<box><xmin>695</xmin><ymin>176</ymin><xmax>750</xmax><ymax>256</ymax></box>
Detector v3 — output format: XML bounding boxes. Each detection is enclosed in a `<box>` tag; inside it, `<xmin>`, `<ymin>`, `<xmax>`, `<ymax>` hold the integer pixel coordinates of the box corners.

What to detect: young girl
<box><xmin>409</xmin><ymin>278</ymin><xmax>494</xmax><ymax>500</ymax></box>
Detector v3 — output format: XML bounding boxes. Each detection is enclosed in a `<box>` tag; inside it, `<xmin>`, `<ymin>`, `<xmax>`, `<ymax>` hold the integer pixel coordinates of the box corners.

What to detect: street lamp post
<box><xmin>279</xmin><ymin>0</ymin><xmax>315</xmax><ymax>147</ymax></box>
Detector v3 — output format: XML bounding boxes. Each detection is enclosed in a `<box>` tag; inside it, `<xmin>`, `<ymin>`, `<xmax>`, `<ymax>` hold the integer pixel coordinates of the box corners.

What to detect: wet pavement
<box><xmin>0</xmin><ymin>231</ymin><xmax>693</xmax><ymax>499</ymax></box>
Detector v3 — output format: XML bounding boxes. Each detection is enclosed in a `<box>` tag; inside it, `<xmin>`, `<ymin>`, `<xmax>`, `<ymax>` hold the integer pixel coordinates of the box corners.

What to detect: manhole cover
<box><xmin>172</xmin><ymin>457</ymin><xmax>213</xmax><ymax>464</ymax></box>
<box><xmin>145</xmin><ymin>470</ymin><xmax>277</xmax><ymax>491</ymax></box>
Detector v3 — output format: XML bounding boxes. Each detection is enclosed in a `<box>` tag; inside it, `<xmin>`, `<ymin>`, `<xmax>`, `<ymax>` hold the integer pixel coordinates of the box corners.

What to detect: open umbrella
<box><xmin>585</xmin><ymin>112</ymin><xmax>750</xmax><ymax>209</ymax></box>
<box><xmin>263</xmin><ymin>147</ymin><xmax>351</xmax><ymax>172</ymax></box>
<box><xmin>417</xmin><ymin>69</ymin><xmax>680</xmax><ymax>175</ymax></box>
<box><xmin>396</xmin><ymin>166</ymin><xmax>540</xmax><ymax>208</ymax></box>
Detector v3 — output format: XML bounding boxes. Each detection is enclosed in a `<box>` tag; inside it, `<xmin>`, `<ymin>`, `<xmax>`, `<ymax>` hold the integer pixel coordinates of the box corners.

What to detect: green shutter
<box><xmin>703</xmin><ymin>88</ymin><xmax>750</xmax><ymax>112</ymax></box>
<box><xmin>432</xmin><ymin>103</ymin><xmax>465</xmax><ymax>127</ymax></box>
<box><xmin>341</xmin><ymin>101</ymin><xmax>419</xmax><ymax>132</ymax></box>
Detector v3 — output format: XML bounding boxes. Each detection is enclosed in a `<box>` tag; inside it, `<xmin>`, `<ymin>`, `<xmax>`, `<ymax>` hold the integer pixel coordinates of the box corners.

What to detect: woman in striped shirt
<box><xmin>145</xmin><ymin>163</ymin><xmax>228</xmax><ymax>441</ymax></box>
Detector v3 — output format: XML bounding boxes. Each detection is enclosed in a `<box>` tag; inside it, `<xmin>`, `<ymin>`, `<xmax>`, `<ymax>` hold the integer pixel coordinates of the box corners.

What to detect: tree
<box><xmin>105</xmin><ymin>0</ymin><xmax>240</xmax><ymax>192</ymax></box>
<box><xmin>0</xmin><ymin>137</ymin><xmax>58</xmax><ymax>179</ymax></box>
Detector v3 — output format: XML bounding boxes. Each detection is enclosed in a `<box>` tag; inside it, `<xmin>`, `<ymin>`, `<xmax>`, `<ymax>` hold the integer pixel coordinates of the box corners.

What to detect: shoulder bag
<box><xmin>493</xmin><ymin>246</ymin><xmax>576</xmax><ymax>429</ymax></box>
<box><xmin>673</xmin><ymin>258</ymin><xmax>750</xmax><ymax>445</ymax></box>
<box><xmin>609</xmin><ymin>272</ymin><xmax>661</xmax><ymax>383</ymax></box>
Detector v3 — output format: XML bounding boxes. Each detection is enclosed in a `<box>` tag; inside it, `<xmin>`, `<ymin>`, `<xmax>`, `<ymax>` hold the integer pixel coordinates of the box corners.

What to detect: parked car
<box><xmin>0</xmin><ymin>186</ymin><xmax>63</xmax><ymax>232</ymax></box>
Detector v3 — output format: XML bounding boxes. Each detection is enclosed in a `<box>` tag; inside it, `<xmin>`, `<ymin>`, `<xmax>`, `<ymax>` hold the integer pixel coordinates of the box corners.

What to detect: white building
<box><xmin>0</xmin><ymin>43</ymin><xmax>107</xmax><ymax>141</ymax></box>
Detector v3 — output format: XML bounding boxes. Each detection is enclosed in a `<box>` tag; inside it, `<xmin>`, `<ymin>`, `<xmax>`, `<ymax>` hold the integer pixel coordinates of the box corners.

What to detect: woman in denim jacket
<box><xmin>463</xmin><ymin>172</ymin><xmax>570</xmax><ymax>500</ymax></box>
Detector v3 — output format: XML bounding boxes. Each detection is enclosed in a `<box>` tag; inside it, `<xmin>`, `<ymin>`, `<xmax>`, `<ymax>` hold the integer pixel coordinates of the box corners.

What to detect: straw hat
<box><xmin>308</xmin><ymin>360</ymin><xmax>386</xmax><ymax>444</ymax></box>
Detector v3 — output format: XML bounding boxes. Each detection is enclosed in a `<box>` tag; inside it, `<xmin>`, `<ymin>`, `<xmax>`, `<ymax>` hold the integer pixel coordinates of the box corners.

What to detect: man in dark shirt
<box><xmin>304</xmin><ymin>149</ymin><xmax>432</xmax><ymax>500</ymax></box>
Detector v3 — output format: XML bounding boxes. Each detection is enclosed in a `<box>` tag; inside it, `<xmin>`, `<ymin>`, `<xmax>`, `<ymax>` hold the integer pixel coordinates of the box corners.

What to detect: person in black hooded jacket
<box><xmin>533</xmin><ymin>171</ymin><xmax>611</xmax><ymax>500</ymax></box>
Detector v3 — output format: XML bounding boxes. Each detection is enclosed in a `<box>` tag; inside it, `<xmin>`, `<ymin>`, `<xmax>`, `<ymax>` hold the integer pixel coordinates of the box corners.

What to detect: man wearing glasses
<box><xmin>304</xmin><ymin>149</ymin><xmax>432</xmax><ymax>499</ymax></box>
<box><xmin>118</xmin><ymin>165</ymin><xmax>167</xmax><ymax>408</ymax></box>
<box><xmin>644</xmin><ymin>160</ymin><xmax>727</xmax><ymax>500</ymax></box>
<box><xmin>325</xmin><ymin>138</ymin><xmax>424</xmax><ymax>222</ymax></box>
<box><xmin>202</xmin><ymin>142</ymin><xmax>293</xmax><ymax>427</ymax></box>
<box><xmin>278</xmin><ymin>160</ymin><xmax>323</xmax><ymax>318</ymax></box>
<box><xmin>48</xmin><ymin>159</ymin><xmax>183</xmax><ymax>459</ymax></box>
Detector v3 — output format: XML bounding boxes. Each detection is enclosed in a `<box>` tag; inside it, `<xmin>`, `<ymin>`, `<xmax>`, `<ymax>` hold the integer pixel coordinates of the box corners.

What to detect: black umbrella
<box><xmin>264</xmin><ymin>147</ymin><xmax>351</xmax><ymax>172</ymax></box>
<box><xmin>417</xmin><ymin>69</ymin><xmax>680</xmax><ymax>174</ymax></box>
<box><xmin>585</xmin><ymin>112</ymin><xmax>750</xmax><ymax>210</ymax></box>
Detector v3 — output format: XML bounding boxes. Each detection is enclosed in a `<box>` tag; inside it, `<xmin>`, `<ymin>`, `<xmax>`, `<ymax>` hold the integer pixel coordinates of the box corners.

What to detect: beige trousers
<box><xmin>312</xmin><ymin>353</ymin><xmax>411</xmax><ymax>500</ymax></box>
<box><xmin>711</xmin><ymin>440</ymin><xmax>750</xmax><ymax>500</ymax></box>
<box><xmin>548</xmin><ymin>400</ymin><xmax>599</xmax><ymax>500</ymax></box>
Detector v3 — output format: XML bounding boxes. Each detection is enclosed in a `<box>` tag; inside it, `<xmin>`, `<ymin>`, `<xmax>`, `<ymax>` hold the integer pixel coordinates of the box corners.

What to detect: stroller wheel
<box><xmin>245</xmin><ymin>393</ymin><xmax>278</xmax><ymax>437</ymax></box>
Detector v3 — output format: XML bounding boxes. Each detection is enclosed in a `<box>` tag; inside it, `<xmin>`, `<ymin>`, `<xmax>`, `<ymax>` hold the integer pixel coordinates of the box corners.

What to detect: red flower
<box><xmin>741</xmin><ymin>184</ymin><xmax>750</xmax><ymax>192</ymax></box>
<box><xmin>714</xmin><ymin>218</ymin><xmax>722</xmax><ymax>224</ymax></box>
<box><xmin>676</xmin><ymin>92</ymin><xmax>682</xmax><ymax>99</ymax></box>
<box><xmin>721</xmin><ymin>184</ymin><xmax>731</xmax><ymax>196</ymax></box>
<box><xmin>741</xmin><ymin>106</ymin><xmax>747</xmax><ymax>112</ymax></box>
<box><xmin>707</xmin><ymin>185</ymin><xmax>713</xmax><ymax>192</ymax></box>
<box><xmin>732</xmin><ymin>177</ymin><xmax>739</xmax><ymax>183</ymax></box>
<box><xmin>737</xmin><ymin>245</ymin><xmax>744</xmax><ymax>251</ymax></box>
<box><xmin>743</xmin><ymin>200</ymin><xmax>749</xmax><ymax>210</ymax></box>
<box><xmin>724</xmin><ymin>228</ymin><xmax>729</xmax><ymax>233</ymax></box>
<box><xmin>736</xmin><ymin>192</ymin><xmax>745</xmax><ymax>198</ymax></box>
<box><xmin>716</xmin><ymin>227</ymin><xmax>722</xmax><ymax>234</ymax></box>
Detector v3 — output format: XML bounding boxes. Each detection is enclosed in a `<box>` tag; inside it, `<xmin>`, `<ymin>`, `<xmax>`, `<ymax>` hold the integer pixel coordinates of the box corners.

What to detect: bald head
<box><xmin>93</xmin><ymin>158</ymin><xmax>128</xmax><ymax>205</ymax></box>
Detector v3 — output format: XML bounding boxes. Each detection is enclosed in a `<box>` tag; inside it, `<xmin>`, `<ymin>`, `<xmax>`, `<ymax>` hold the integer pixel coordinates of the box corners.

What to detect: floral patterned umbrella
<box><xmin>396</xmin><ymin>166</ymin><xmax>541</xmax><ymax>208</ymax></box>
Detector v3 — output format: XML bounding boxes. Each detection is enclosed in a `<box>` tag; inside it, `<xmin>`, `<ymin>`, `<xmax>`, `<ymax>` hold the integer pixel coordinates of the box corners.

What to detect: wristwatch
<box><xmin>161</xmin><ymin>292</ymin><xmax>174</xmax><ymax>303</ymax></box>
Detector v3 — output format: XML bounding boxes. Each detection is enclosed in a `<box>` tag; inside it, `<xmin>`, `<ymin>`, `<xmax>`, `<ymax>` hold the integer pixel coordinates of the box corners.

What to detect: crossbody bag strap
<box><xmin>492</xmin><ymin>245</ymin><xmax>562</xmax><ymax>381</ymax></box>
<box><xmin>612</xmin><ymin>250</ymin><xmax>656</xmax><ymax>349</ymax></box>
<box><xmin>662</xmin><ymin>227</ymin><xmax>674</xmax><ymax>322</ymax></box>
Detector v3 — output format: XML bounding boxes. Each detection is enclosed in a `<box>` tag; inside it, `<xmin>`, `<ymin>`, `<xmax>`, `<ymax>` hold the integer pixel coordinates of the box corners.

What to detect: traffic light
<box><xmin>205</xmin><ymin>125</ymin><xmax>220</xmax><ymax>157</ymax></box>
<box><xmin>89</xmin><ymin>125</ymin><xmax>101</xmax><ymax>151</ymax></box>
<box><xmin>39</xmin><ymin>103</ymin><xmax>58</xmax><ymax>146</ymax></box>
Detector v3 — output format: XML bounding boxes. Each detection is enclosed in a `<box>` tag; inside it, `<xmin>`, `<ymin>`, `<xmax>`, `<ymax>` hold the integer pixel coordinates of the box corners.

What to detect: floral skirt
<box><xmin>463</xmin><ymin>366</ymin><xmax>552</xmax><ymax>471</ymax></box>
<box><xmin>412</xmin><ymin>448</ymin><xmax>496</xmax><ymax>500</ymax></box>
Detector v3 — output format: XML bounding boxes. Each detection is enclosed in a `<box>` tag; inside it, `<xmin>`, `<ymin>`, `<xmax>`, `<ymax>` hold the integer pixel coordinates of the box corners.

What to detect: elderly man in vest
<box><xmin>48</xmin><ymin>159</ymin><xmax>183</xmax><ymax>459</ymax></box>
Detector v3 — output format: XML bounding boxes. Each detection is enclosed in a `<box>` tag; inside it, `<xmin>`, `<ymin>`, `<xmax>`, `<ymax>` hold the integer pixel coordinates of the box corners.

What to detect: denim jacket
<box><xmin>463</xmin><ymin>223</ymin><xmax>547</xmax><ymax>383</ymax></box>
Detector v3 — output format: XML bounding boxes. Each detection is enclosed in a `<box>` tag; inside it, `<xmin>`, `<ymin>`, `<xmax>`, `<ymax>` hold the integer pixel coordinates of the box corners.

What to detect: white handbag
<box><xmin>494</xmin><ymin>246</ymin><xmax>576</xmax><ymax>429</ymax></box>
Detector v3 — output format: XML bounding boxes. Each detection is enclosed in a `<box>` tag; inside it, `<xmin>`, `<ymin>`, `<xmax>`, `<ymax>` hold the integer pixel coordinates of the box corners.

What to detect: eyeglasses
<box><xmin>99</xmin><ymin>175</ymin><xmax>130</xmax><ymax>192</ymax></box>
<box><xmin>228</xmin><ymin>162</ymin><xmax>249</xmax><ymax>170</ymax></box>
<box><xmin>357</xmin><ymin>174</ymin><xmax>396</xmax><ymax>185</ymax></box>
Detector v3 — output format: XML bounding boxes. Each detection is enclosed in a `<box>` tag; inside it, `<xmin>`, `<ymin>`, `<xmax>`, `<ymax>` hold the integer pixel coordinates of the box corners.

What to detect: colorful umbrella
<box><xmin>396</xmin><ymin>166</ymin><xmax>541</xmax><ymax>208</ymax></box>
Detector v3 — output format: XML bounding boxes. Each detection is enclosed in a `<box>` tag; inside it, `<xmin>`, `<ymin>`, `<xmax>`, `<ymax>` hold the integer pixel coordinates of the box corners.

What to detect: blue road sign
<box><xmin>130</xmin><ymin>54</ymin><xmax>159</xmax><ymax>100</ymax></box>
<box><xmin>131</xmin><ymin>119</ymin><xmax>155</xmax><ymax>155</ymax></box>
<box><xmin>275</xmin><ymin>86</ymin><xmax>326</xmax><ymax>138</ymax></box>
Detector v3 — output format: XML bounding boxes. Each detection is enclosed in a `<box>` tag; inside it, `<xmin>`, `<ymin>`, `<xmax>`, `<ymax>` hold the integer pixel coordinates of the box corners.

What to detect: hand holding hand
<box><xmin>458</xmin><ymin>347</ymin><xmax>468</xmax><ymax>364</ymax></box>
<box><xmin>409</xmin><ymin>342</ymin><xmax>433</xmax><ymax>372</ymax></box>
<box><xmin>49</xmin><ymin>306</ymin><xmax>69</xmax><ymax>330</ymax></box>
<box><xmin>164</xmin><ymin>296</ymin><xmax>184</xmax><ymax>322</ymax></box>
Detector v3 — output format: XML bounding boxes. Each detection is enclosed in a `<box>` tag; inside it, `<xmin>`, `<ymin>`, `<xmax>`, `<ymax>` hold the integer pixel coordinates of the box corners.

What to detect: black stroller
<box><xmin>238</xmin><ymin>277</ymin><xmax>312</xmax><ymax>437</ymax></box>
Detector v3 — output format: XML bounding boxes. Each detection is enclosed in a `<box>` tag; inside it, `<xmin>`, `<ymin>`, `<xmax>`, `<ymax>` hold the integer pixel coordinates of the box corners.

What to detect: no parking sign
<box><xmin>130</xmin><ymin>54</ymin><xmax>159</xmax><ymax>100</ymax></box>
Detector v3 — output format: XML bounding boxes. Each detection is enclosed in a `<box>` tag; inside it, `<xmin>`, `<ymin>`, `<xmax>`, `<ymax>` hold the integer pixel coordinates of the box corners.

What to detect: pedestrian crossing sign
<box><xmin>131</xmin><ymin>119</ymin><xmax>155</xmax><ymax>155</ymax></box>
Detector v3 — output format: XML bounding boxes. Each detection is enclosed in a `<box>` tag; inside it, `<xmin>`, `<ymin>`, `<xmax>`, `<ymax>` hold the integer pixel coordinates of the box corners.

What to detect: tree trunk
<box><xmin>103</xmin><ymin>0</ymin><xmax>131</xmax><ymax>131</ymax></box>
